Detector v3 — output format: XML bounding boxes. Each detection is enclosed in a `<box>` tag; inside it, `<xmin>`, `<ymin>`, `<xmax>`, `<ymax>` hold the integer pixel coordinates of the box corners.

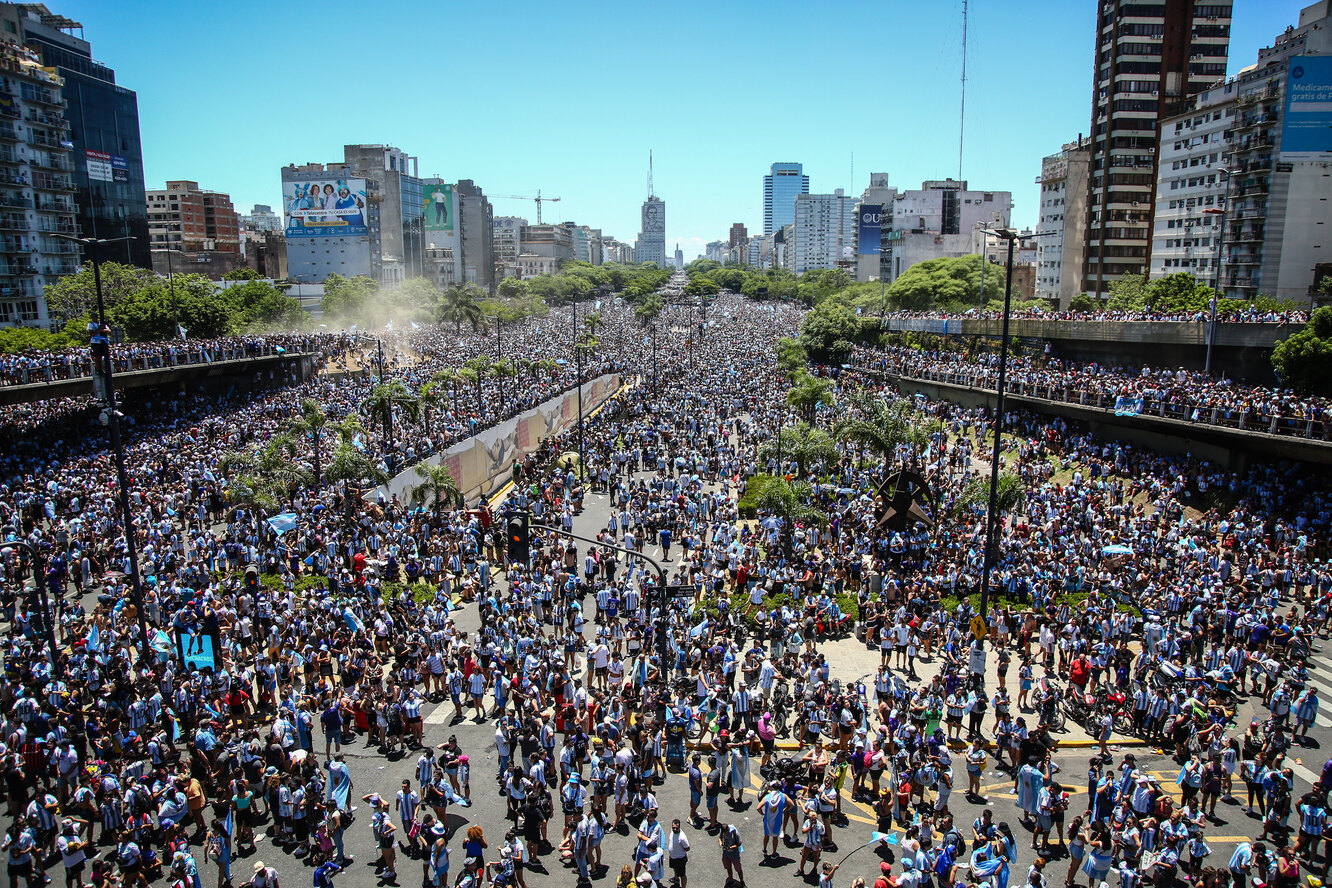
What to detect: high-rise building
<box><xmin>492</xmin><ymin>215</ymin><xmax>526</xmax><ymax>271</ymax></box>
<box><xmin>1036</xmin><ymin>137</ymin><xmax>1091</xmax><ymax>306</ymax></box>
<box><xmin>455</xmin><ymin>179</ymin><xmax>494</xmax><ymax>292</ymax></box>
<box><xmin>764</xmin><ymin>162</ymin><xmax>808</xmax><ymax>235</ymax></box>
<box><xmin>0</xmin><ymin>39</ymin><xmax>75</xmax><ymax>328</ymax></box>
<box><xmin>3</xmin><ymin>3</ymin><xmax>149</xmax><ymax>270</ymax></box>
<box><xmin>855</xmin><ymin>173</ymin><xmax>897</xmax><ymax>282</ymax></box>
<box><xmin>881</xmin><ymin>179</ymin><xmax>1013</xmax><ymax>283</ymax></box>
<box><xmin>146</xmin><ymin>180</ymin><xmax>242</xmax><ymax>278</ymax></box>
<box><xmin>243</xmin><ymin>204</ymin><xmax>283</xmax><ymax>234</ymax></box>
<box><xmin>728</xmin><ymin>222</ymin><xmax>747</xmax><ymax>248</ymax></box>
<box><xmin>343</xmin><ymin>145</ymin><xmax>422</xmax><ymax>282</ymax></box>
<box><xmin>792</xmin><ymin>189</ymin><xmax>858</xmax><ymax>274</ymax></box>
<box><xmin>705</xmin><ymin>241</ymin><xmax>728</xmax><ymax>263</ymax></box>
<box><xmin>281</xmin><ymin>162</ymin><xmax>382</xmax><ymax>284</ymax></box>
<box><xmin>674</xmin><ymin>244</ymin><xmax>684</xmax><ymax>270</ymax></box>
<box><xmin>1081</xmin><ymin>0</ymin><xmax>1232</xmax><ymax>298</ymax></box>
<box><xmin>634</xmin><ymin>195</ymin><xmax>666</xmax><ymax>267</ymax></box>
<box><xmin>1151</xmin><ymin>0</ymin><xmax>1332</xmax><ymax>303</ymax></box>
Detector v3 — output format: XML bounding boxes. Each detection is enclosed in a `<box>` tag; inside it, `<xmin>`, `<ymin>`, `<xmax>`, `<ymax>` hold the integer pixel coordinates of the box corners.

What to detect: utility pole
<box><xmin>59</xmin><ymin>234</ymin><xmax>151</xmax><ymax>664</ymax></box>
<box><xmin>979</xmin><ymin>231</ymin><xmax>1017</xmax><ymax>620</ymax></box>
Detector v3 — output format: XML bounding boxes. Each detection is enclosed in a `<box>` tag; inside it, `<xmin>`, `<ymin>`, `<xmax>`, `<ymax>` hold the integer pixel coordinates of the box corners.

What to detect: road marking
<box><xmin>425</xmin><ymin>705</ymin><xmax>454</xmax><ymax>725</ymax></box>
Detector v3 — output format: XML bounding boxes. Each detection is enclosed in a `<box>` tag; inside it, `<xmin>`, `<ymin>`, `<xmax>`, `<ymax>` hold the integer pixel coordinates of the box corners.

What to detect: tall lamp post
<box><xmin>976</xmin><ymin>228</ymin><xmax>1047</xmax><ymax>619</ymax></box>
<box><xmin>1203</xmin><ymin>167</ymin><xmax>1233</xmax><ymax>376</ymax></box>
<box><xmin>54</xmin><ymin>233</ymin><xmax>151</xmax><ymax>662</ymax></box>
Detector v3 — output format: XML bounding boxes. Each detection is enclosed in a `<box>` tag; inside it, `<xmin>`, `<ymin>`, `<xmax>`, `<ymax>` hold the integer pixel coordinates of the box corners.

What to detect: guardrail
<box><xmin>855</xmin><ymin>361</ymin><xmax>1332</xmax><ymax>442</ymax></box>
<box><xmin>0</xmin><ymin>343</ymin><xmax>316</xmax><ymax>388</ymax></box>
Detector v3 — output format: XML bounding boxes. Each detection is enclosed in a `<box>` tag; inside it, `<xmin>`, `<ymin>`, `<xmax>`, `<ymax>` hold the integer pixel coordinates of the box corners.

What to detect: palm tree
<box><xmin>758</xmin><ymin>421</ymin><xmax>839</xmax><ymax>480</ymax></box>
<box><xmin>834</xmin><ymin>396</ymin><xmax>912</xmax><ymax>474</ymax></box>
<box><xmin>786</xmin><ymin>371</ymin><xmax>836</xmax><ymax>424</ymax></box>
<box><xmin>410</xmin><ymin>462</ymin><xmax>463</xmax><ymax>515</ymax></box>
<box><xmin>285</xmin><ymin>398</ymin><xmax>329</xmax><ymax>487</ymax></box>
<box><xmin>755</xmin><ymin>478</ymin><xmax>828</xmax><ymax>556</ymax></box>
<box><xmin>363</xmin><ymin>380</ymin><xmax>420</xmax><ymax>474</ymax></box>
<box><xmin>429</xmin><ymin>368</ymin><xmax>461</xmax><ymax>418</ymax></box>
<box><xmin>325</xmin><ymin>443</ymin><xmax>389</xmax><ymax>519</ymax></box>
<box><xmin>438</xmin><ymin>284</ymin><xmax>484</xmax><ymax>334</ymax></box>
<box><xmin>954</xmin><ymin>472</ymin><xmax>1025</xmax><ymax>518</ymax></box>
<box><xmin>332</xmin><ymin>412</ymin><xmax>366</xmax><ymax>446</ymax></box>
<box><xmin>489</xmin><ymin>358</ymin><xmax>517</xmax><ymax>406</ymax></box>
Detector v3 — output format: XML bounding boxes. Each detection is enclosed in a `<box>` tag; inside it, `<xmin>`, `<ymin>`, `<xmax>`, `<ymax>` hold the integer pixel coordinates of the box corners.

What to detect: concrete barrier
<box><xmin>378</xmin><ymin>373</ymin><xmax>623</xmax><ymax>505</ymax></box>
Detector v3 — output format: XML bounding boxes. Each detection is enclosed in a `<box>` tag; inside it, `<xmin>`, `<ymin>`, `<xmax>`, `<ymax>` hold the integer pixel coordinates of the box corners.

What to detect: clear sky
<box><xmin>55</xmin><ymin>0</ymin><xmax>1308</xmax><ymax>261</ymax></box>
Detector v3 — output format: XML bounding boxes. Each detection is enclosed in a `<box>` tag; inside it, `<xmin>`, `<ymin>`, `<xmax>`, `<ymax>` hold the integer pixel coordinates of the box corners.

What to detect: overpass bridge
<box><xmin>880</xmin><ymin>317</ymin><xmax>1299</xmax><ymax>381</ymax></box>
<box><xmin>858</xmin><ymin>364</ymin><xmax>1332</xmax><ymax>470</ymax></box>
<box><xmin>0</xmin><ymin>346</ymin><xmax>321</xmax><ymax>406</ymax></box>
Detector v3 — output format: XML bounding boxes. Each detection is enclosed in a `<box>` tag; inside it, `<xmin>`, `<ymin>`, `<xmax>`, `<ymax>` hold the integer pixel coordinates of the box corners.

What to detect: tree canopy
<box><xmin>1272</xmin><ymin>306</ymin><xmax>1332</xmax><ymax>395</ymax></box>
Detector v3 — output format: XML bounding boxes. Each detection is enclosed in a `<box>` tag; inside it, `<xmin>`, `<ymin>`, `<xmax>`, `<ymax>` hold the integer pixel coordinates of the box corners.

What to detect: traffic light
<box><xmin>506</xmin><ymin>513</ymin><xmax>530</xmax><ymax>565</ymax></box>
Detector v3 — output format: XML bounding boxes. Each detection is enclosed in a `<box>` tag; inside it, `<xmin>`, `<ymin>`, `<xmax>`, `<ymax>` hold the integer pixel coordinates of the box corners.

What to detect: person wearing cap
<box><xmin>56</xmin><ymin>817</ymin><xmax>86</xmax><ymax>888</ymax></box>
<box><xmin>250</xmin><ymin>859</ymin><xmax>278</xmax><ymax>888</ymax></box>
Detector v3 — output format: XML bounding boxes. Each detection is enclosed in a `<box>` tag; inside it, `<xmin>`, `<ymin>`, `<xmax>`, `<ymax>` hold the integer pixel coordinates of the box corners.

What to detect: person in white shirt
<box><xmin>667</xmin><ymin>818</ymin><xmax>691</xmax><ymax>888</ymax></box>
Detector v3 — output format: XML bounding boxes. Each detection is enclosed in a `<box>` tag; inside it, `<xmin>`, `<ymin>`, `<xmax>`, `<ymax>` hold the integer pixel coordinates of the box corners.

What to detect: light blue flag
<box><xmin>267</xmin><ymin>512</ymin><xmax>299</xmax><ymax>535</ymax></box>
<box><xmin>86</xmin><ymin>624</ymin><xmax>101</xmax><ymax>652</ymax></box>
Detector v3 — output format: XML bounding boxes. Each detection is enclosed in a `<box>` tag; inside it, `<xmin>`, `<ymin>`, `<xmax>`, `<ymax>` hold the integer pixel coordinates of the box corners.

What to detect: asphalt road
<box><xmin>45</xmin><ymin>454</ymin><xmax>1332</xmax><ymax>888</ymax></box>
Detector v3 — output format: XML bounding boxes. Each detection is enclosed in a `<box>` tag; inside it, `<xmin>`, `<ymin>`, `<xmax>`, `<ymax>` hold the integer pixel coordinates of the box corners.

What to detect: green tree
<box><xmin>834</xmin><ymin>396</ymin><xmax>914</xmax><ymax>473</ymax></box>
<box><xmin>363</xmin><ymin>380</ymin><xmax>420</xmax><ymax>462</ymax></box>
<box><xmin>955</xmin><ymin>472</ymin><xmax>1025</xmax><ymax>518</ymax></box>
<box><xmin>1104</xmin><ymin>273</ymin><xmax>1148</xmax><ymax>311</ymax></box>
<box><xmin>324</xmin><ymin>443</ymin><xmax>388</xmax><ymax>518</ymax></box>
<box><xmin>112</xmin><ymin>273</ymin><xmax>232</xmax><ymax>340</ymax></box>
<box><xmin>754</xmin><ymin>478</ymin><xmax>828</xmax><ymax>555</ymax></box>
<box><xmin>497</xmin><ymin>277</ymin><xmax>529</xmax><ymax>300</ymax></box>
<box><xmin>41</xmin><ymin>262</ymin><xmax>158</xmax><ymax>327</ymax></box>
<box><xmin>634</xmin><ymin>293</ymin><xmax>664</xmax><ymax>327</ymax></box>
<box><xmin>1272</xmin><ymin>306</ymin><xmax>1332</xmax><ymax>395</ymax></box>
<box><xmin>683</xmin><ymin>275</ymin><xmax>720</xmax><ymax>300</ymax></box>
<box><xmin>409</xmin><ymin>461</ymin><xmax>463</xmax><ymax>514</ymax></box>
<box><xmin>284</xmin><ymin>397</ymin><xmax>329</xmax><ymax>487</ymax></box>
<box><xmin>758</xmin><ymin>421</ymin><xmax>838</xmax><ymax>479</ymax></box>
<box><xmin>438</xmin><ymin>283</ymin><xmax>485</xmax><ymax>333</ymax></box>
<box><xmin>775</xmin><ymin>336</ymin><xmax>808</xmax><ymax>379</ymax></box>
<box><xmin>798</xmin><ymin>301</ymin><xmax>859</xmax><ymax>362</ymax></box>
<box><xmin>222</xmin><ymin>266</ymin><xmax>260</xmax><ymax>281</ymax></box>
<box><xmin>785</xmin><ymin>371</ymin><xmax>837</xmax><ymax>423</ymax></box>
<box><xmin>227</xmin><ymin>279</ymin><xmax>308</xmax><ymax>331</ymax></box>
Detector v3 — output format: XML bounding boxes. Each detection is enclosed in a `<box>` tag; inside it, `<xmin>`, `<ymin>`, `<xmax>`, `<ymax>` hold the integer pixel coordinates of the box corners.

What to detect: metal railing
<box><xmin>0</xmin><ymin>343</ymin><xmax>319</xmax><ymax>388</ymax></box>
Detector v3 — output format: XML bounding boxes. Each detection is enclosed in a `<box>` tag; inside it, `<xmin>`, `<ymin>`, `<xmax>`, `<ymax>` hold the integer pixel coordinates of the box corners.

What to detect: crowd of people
<box><xmin>877</xmin><ymin>308</ymin><xmax>1309</xmax><ymax>325</ymax></box>
<box><xmin>0</xmin><ymin>335</ymin><xmax>350</xmax><ymax>388</ymax></box>
<box><xmin>855</xmin><ymin>345</ymin><xmax>1332</xmax><ymax>438</ymax></box>
<box><xmin>0</xmin><ymin>289</ymin><xmax>1329</xmax><ymax>888</ymax></box>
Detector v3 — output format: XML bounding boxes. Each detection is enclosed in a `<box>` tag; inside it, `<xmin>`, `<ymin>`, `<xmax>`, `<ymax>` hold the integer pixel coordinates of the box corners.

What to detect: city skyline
<box><xmin>55</xmin><ymin>0</ymin><xmax>1304</xmax><ymax>262</ymax></box>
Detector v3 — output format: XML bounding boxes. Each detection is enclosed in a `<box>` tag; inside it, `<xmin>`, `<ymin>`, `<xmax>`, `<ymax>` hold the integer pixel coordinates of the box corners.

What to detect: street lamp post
<box><xmin>55</xmin><ymin>233</ymin><xmax>152</xmax><ymax>663</ymax></box>
<box><xmin>375</xmin><ymin>337</ymin><xmax>396</xmax><ymax>476</ymax></box>
<box><xmin>1204</xmin><ymin>168</ymin><xmax>1233</xmax><ymax>376</ymax></box>
<box><xmin>976</xmin><ymin>228</ymin><xmax>1026</xmax><ymax>620</ymax></box>
<box><xmin>495</xmin><ymin>316</ymin><xmax>504</xmax><ymax>406</ymax></box>
<box><xmin>575</xmin><ymin>341</ymin><xmax>586</xmax><ymax>483</ymax></box>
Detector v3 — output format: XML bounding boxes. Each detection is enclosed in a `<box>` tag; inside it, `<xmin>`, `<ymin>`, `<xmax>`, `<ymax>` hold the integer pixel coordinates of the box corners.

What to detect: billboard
<box><xmin>424</xmin><ymin>182</ymin><xmax>453</xmax><ymax>232</ymax></box>
<box><xmin>857</xmin><ymin>204</ymin><xmax>882</xmax><ymax>256</ymax></box>
<box><xmin>86</xmin><ymin>150</ymin><xmax>129</xmax><ymax>183</ymax></box>
<box><xmin>1281</xmin><ymin>56</ymin><xmax>1332</xmax><ymax>160</ymax></box>
<box><xmin>284</xmin><ymin>177</ymin><xmax>369</xmax><ymax>238</ymax></box>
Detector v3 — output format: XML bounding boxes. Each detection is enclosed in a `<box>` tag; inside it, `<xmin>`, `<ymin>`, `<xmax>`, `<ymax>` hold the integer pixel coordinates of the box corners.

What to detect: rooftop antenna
<box><xmin>959</xmin><ymin>0</ymin><xmax>968</xmax><ymax>182</ymax></box>
<box><xmin>648</xmin><ymin>150</ymin><xmax>655</xmax><ymax>198</ymax></box>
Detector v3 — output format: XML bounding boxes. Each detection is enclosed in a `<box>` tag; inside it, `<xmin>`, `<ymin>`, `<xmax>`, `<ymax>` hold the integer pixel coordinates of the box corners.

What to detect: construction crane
<box><xmin>491</xmin><ymin>190</ymin><xmax>561</xmax><ymax>224</ymax></box>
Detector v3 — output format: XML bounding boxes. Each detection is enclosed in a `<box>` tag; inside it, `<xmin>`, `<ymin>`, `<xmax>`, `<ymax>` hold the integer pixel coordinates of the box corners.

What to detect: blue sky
<box><xmin>57</xmin><ymin>0</ymin><xmax>1307</xmax><ymax>261</ymax></box>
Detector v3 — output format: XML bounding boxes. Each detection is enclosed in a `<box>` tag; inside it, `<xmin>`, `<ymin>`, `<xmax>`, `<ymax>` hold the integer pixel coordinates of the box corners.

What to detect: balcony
<box><xmin>36</xmin><ymin>220</ymin><xmax>75</xmax><ymax>234</ymax></box>
<box><xmin>0</xmin><ymin>238</ymin><xmax>24</xmax><ymax>254</ymax></box>
<box><xmin>27</xmin><ymin>155</ymin><xmax>69</xmax><ymax>173</ymax></box>
<box><xmin>43</xmin><ymin>261</ymin><xmax>76</xmax><ymax>276</ymax></box>
<box><xmin>0</xmin><ymin>193</ymin><xmax>30</xmax><ymax>210</ymax></box>
<box><xmin>0</xmin><ymin>283</ymin><xmax>33</xmax><ymax>298</ymax></box>
<box><xmin>36</xmin><ymin>242</ymin><xmax>75</xmax><ymax>255</ymax></box>
<box><xmin>0</xmin><ymin>262</ymin><xmax>36</xmax><ymax>276</ymax></box>
<box><xmin>0</xmin><ymin>148</ymin><xmax>18</xmax><ymax>166</ymax></box>
<box><xmin>0</xmin><ymin>215</ymin><xmax>26</xmax><ymax>231</ymax></box>
<box><xmin>30</xmin><ymin>175</ymin><xmax>72</xmax><ymax>192</ymax></box>
<box><xmin>25</xmin><ymin>112</ymin><xmax>65</xmax><ymax>129</ymax></box>
<box><xmin>20</xmin><ymin>87</ymin><xmax>64</xmax><ymax>108</ymax></box>
<box><xmin>0</xmin><ymin>124</ymin><xmax>21</xmax><ymax>143</ymax></box>
<box><xmin>35</xmin><ymin>198</ymin><xmax>71</xmax><ymax>213</ymax></box>
<box><xmin>27</xmin><ymin>133</ymin><xmax>60</xmax><ymax>149</ymax></box>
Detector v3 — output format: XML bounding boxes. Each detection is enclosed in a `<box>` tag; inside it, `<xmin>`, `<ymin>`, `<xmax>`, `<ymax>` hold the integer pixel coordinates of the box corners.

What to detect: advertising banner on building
<box><xmin>858</xmin><ymin>205</ymin><xmax>882</xmax><ymax>256</ymax></box>
<box><xmin>1282</xmin><ymin>56</ymin><xmax>1332</xmax><ymax>160</ymax></box>
<box><xmin>424</xmin><ymin>182</ymin><xmax>453</xmax><ymax>232</ymax></box>
<box><xmin>284</xmin><ymin>177</ymin><xmax>369</xmax><ymax>238</ymax></box>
